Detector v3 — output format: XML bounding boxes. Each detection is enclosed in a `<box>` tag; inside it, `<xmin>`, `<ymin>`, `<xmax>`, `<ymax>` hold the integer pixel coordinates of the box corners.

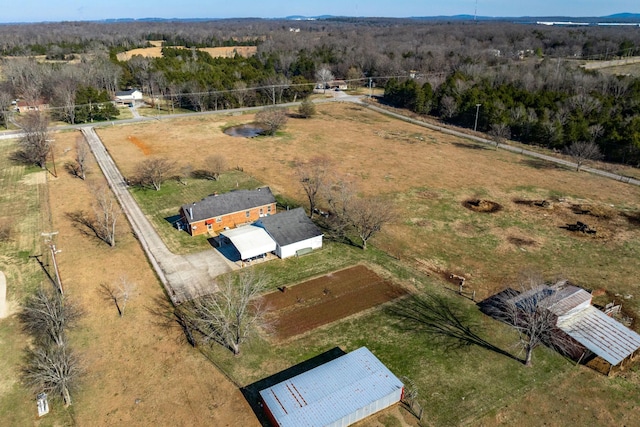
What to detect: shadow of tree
<box><xmin>65</xmin><ymin>210</ymin><xmax>101</xmax><ymax>241</ymax></box>
<box><xmin>388</xmin><ymin>293</ymin><xmax>521</xmax><ymax>362</ymax></box>
<box><xmin>451</xmin><ymin>142</ymin><xmax>488</xmax><ymax>150</ymax></box>
<box><xmin>520</xmin><ymin>158</ymin><xmax>563</xmax><ymax>170</ymax></box>
<box><xmin>240</xmin><ymin>347</ymin><xmax>347</xmax><ymax>426</ymax></box>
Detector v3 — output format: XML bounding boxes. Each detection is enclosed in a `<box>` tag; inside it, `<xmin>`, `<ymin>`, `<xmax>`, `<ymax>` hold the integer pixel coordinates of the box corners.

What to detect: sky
<box><xmin>3</xmin><ymin>0</ymin><xmax>639</xmax><ymax>23</ymax></box>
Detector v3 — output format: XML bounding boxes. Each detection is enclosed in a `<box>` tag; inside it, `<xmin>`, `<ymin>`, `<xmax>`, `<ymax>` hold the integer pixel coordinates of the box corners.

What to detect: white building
<box><xmin>255</xmin><ymin>207</ymin><xmax>323</xmax><ymax>258</ymax></box>
<box><xmin>259</xmin><ymin>347</ymin><xmax>404</xmax><ymax>427</ymax></box>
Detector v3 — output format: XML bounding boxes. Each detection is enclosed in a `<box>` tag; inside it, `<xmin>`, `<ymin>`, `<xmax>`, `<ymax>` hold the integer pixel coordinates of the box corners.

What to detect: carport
<box><xmin>219</xmin><ymin>225</ymin><xmax>276</xmax><ymax>261</ymax></box>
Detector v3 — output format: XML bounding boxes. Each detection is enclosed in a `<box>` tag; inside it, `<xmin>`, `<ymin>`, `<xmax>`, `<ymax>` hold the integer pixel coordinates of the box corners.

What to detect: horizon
<box><xmin>3</xmin><ymin>0</ymin><xmax>639</xmax><ymax>25</ymax></box>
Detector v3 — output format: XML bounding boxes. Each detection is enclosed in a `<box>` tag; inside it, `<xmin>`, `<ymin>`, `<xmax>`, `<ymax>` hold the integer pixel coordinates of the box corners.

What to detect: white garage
<box><xmin>255</xmin><ymin>208</ymin><xmax>323</xmax><ymax>259</ymax></box>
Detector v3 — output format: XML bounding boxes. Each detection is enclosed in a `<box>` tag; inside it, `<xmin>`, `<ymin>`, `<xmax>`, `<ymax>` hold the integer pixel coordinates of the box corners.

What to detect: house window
<box><xmin>259</xmin><ymin>208</ymin><xmax>264</xmax><ymax>215</ymax></box>
<box><xmin>267</xmin><ymin>205</ymin><xmax>272</xmax><ymax>213</ymax></box>
<box><xmin>207</xmin><ymin>223</ymin><xmax>212</xmax><ymax>230</ymax></box>
<box><xmin>216</xmin><ymin>217</ymin><xmax>221</xmax><ymax>223</ymax></box>
<box><xmin>246</xmin><ymin>211</ymin><xmax>250</xmax><ymax>218</ymax></box>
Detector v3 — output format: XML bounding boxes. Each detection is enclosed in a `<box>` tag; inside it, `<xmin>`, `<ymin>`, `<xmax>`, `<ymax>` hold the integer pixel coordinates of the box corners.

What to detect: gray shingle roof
<box><xmin>115</xmin><ymin>89</ymin><xmax>140</xmax><ymax>96</ymax></box>
<box><xmin>181</xmin><ymin>187</ymin><xmax>275</xmax><ymax>224</ymax></box>
<box><xmin>257</xmin><ymin>207</ymin><xmax>323</xmax><ymax>246</ymax></box>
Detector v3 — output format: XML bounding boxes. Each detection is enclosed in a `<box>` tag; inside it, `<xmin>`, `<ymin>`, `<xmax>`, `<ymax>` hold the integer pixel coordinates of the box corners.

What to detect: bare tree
<box><xmin>298</xmin><ymin>98</ymin><xmax>316</xmax><ymax>118</ymax></box>
<box><xmin>207</xmin><ymin>155</ymin><xmax>227</xmax><ymax>179</ymax></box>
<box><xmin>66</xmin><ymin>135</ymin><xmax>89</xmax><ymax>179</ymax></box>
<box><xmin>484</xmin><ymin>272</ymin><xmax>577</xmax><ymax>366</ymax></box>
<box><xmin>101</xmin><ymin>277</ymin><xmax>136</xmax><ymax>317</ymax></box>
<box><xmin>565</xmin><ymin>141</ymin><xmax>603</xmax><ymax>171</ymax></box>
<box><xmin>488</xmin><ymin>123</ymin><xmax>511</xmax><ymax>150</ymax></box>
<box><xmin>347</xmin><ymin>197</ymin><xmax>396</xmax><ymax>250</ymax></box>
<box><xmin>17</xmin><ymin>111</ymin><xmax>51</xmax><ymax>168</ymax></box>
<box><xmin>178</xmin><ymin>269</ymin><xmax>270</xmax><ymax>356</ymax></box>
<box><xmin>296</xmin><ymin>156</ymin><xmax>330</xmax><ymax>219</ymax></box>
<box><xmin>440</xmin><ymin>95</ymin><xmax>458</xmax><ymax>119</ymax></box>
<box><xmin>0</xmin><ymin>89</ymin><xmax>13</xmax><ymax>129</ymax></box>
<box><xmin>315</xmin><ymin>66</ymin><xmax>334</xmax><ymax>93</ymax></box>
<box><xmin>134</xmin><ymin>157</ymin><xmax>176</xmax><ymax>190</ymax></box>
<box><xmin>22</xmin><ymin>344</ymin><xmax>80</xmax><ymax>407</ymax></box>
<box><xmin>255</xmin><ymin>107</ymin><xmax>288</xmax><ymax>136</ymax></box>
<box><xmin>19</xmin><ymin>288</ymin><xmax>81</xmax><ymax>347</ymax></box>
<box><xmin>92</xmin><ymin>185</ymin><xmax>121</xmax><ymax>247</ymax></box>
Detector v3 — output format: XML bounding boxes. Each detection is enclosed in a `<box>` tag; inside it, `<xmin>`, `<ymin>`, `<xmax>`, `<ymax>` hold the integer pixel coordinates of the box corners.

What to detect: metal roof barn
<box><xmin>220</xmin><ymin>225</ymin><xmax>276</xmax><ymax>260</ymax></box>
<box><xmin>259</xmin><ymin>347</ymin><xmax>404</xmax><ymax>427</ymax></box>
<box><xmin>557</xmin><ymin>305</ymin><xmax>640</xmax><ymax>366</ymax></box>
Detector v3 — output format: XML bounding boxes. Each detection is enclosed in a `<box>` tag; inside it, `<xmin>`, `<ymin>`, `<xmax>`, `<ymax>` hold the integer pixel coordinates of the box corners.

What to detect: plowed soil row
<box><xmin>263</xmin><ymin>265</ymin><xmax>407</xmax><ymax>340</ymax></box>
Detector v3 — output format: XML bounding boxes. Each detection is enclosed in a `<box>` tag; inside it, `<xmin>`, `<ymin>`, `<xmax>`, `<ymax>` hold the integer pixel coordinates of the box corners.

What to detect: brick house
<box><xmin>179</xmin><ymin>187</ymin><xmax>276</xmax><ymax>236</ymax></box>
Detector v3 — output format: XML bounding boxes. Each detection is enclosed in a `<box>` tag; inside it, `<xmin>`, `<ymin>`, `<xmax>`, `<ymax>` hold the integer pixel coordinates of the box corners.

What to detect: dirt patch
<box><xmin>506</xmin><ymin>236</ymin><xmax>537</xmax><ymax>247</ymax></box>
<box><xmin>262</xmin><ymin>265</ymin><xmax>407</xmax><ymax>340</ymax></box>
<box><xmin>127</xmin><ymin>135</ymin><xmax>152</xmax><ymax>155</ymax></box>
<box><xmin>462</xmin><ymin>199</ymin><xmax>503</xmax><ymax>213</ymax></box>
<box><xmin>513</xmin><ymin>198</ymin><xmax>553</xmax><ymax>209</ymax></box>
<box><xmin>571</xmin><ymin>203</ymin><xmax>617</xmax><ymax>219</ymax></box>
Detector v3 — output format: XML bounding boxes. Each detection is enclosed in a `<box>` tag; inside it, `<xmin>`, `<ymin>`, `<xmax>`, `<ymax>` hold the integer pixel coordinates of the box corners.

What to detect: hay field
<box><xmin>116</xmin><ymin>45</ymin><xmax>257</xmax><ymax>61</ymax></box>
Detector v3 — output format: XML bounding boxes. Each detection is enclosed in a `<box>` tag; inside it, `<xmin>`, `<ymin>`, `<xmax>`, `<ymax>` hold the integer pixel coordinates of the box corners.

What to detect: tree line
<box><xmin>2</xmin><ymin>18</ymin><xmax>640</xmax><ymax>162</ymax></box>
<box><xmin>383</xmin><ymin>59</ymin><xmax>640</xmax><ymax>165</ymax></box>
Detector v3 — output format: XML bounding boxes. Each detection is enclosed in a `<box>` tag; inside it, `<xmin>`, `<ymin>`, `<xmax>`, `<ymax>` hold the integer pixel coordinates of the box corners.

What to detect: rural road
<box><xmin>362</xmin><ymin>103</ymin><xmax>640</xmax><ymax>186</ymax></box>
<box><xmin>80</xmin><ymin>127</ymin><xmax>235</xmax><ymax>303</ymax></box>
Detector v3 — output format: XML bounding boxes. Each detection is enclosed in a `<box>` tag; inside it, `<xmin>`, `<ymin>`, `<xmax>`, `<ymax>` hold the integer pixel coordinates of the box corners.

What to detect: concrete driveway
<box><xmin>81</xmin><ymin>127</ymin><xmax>235</xmax><ymax>303</ymax></box>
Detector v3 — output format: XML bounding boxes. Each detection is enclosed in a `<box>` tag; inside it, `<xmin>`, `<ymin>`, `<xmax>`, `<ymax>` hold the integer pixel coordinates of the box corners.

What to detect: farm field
<box><xmin>263</xmin><ymin>264</ymin><xmax>407</xmax><ymax>340</ymax></box>
<box><xmin>90</xmin><ymin>101</ymin><xmax>640</xmax><ymax>425</ymax></box>
<box><xmin>116</xmin><ymin>45</ymin><xmax>258</xmax><ymax>61</ymax></box>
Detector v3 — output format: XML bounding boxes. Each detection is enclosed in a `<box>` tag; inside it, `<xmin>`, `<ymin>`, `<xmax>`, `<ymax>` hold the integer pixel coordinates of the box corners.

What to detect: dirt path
<box><xmin>80</xmin><ymin>127</ymin><xmax>235</xmax><ymax>303</ymax></box>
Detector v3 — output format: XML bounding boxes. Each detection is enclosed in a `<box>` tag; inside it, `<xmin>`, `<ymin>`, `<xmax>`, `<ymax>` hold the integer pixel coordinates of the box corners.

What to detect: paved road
<box><xmin>80</xmin><ymin>127</ymin><xmax>235</xmax><ymax>303</ymax></box>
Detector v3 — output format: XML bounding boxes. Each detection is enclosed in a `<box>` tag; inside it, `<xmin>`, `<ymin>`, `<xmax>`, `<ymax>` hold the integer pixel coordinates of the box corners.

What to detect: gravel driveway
<box><xmin>81</xmin><ymin>127</ymin><xmax>235</xmax><ymax>303</ymax></box>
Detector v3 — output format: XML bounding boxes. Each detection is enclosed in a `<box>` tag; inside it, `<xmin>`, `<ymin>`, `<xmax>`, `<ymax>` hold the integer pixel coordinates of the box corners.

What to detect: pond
<box><xmin>224</xmin><ymin>124</ymin><xmax>266</xmax><ymax>138</ymax></box>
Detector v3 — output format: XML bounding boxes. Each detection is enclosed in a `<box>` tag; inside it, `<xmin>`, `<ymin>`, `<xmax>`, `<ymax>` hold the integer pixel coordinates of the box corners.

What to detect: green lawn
<box><xmin>130</xmin><ymin>170</ymin><xmax>262</xmax><ymax>254</ymax></box>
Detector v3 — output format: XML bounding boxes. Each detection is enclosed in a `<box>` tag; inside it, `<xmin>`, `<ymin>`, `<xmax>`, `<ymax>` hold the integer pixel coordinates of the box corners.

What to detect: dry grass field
<box><xmin>12</xmin><ymin>132</ymin><xmax>259</xmax><ymax>426</ymax></box>
<box><xmin>116</xmin><ymin>45</ymin><xmax>257</xmax><ymax>61</ymax></box>
<box><xmin>3</xmin><ymin>100</ymin><xmax>640</xmax><ymax>425</ymax></box>
<box><xmin>91</xmin><ymin>102</ymin><xmax>640</xmax><ymax>425</ymax></box>
<box><xmin>97</xmin><ymin>102</ymin><xmax>640</xmax><ymax>302</ymax></box>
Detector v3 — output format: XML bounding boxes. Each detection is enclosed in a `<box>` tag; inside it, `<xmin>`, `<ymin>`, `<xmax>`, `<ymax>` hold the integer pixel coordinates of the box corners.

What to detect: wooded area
<box><xmin>2</xmin><ymin>18</ymin><xmax>640</xmax><ymax>163</ymax></box>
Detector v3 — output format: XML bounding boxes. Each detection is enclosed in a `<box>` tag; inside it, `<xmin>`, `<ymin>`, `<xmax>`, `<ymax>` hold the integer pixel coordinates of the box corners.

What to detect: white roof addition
<box><xmin>220</xmin><ymin>225</ymin><xmax>276</xmax><ymax>260</ymax></box>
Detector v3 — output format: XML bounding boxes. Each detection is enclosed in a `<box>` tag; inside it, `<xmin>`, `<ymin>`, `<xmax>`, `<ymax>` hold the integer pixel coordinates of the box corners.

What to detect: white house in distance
<box><xmin>255</xmin><ymin>207</ymin><xmax>323</xmax><ymax>259</ymax></box>
<box><xmin>114</xmin><ymin>89</ymin><xmax>143</xmax><ymax>105</ymax></box>
<box><xmin>259</xmin><ymin>347</ymin><xmax>404</xmax><ymax>427</ymax></box>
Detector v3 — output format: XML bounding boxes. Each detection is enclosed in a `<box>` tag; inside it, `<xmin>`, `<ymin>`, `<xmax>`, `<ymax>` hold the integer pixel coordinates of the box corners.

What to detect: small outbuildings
<box><xmin>179</xmin><ymin>187</ymin><xmax>276</xmax><ymax>236</ymax></box>
<box><xmin>255</xmin><ymin>207</ymin><xmax>323</xmax><ymax>259</ymax></box>
<box><xmin>503</xmin><ymin>281</ymin><xmax>640</xmax><ymax>374</ymax></box>
<box><xmin>259</xmin><ymin>347</ymin><xmax>404</xmax><ymax>427</ymax></box>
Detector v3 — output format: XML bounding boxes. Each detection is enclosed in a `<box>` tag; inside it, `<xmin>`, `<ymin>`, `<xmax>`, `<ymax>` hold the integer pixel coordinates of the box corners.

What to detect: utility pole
<box><xmin>41</xmin><ymin>232</ymin><xmax>63</xmax><ymax>294</ymax></box>
<box><xmin>474</xmin><ymin>104</ymin><xmax>482</xmax><ymax>132</ymax></box>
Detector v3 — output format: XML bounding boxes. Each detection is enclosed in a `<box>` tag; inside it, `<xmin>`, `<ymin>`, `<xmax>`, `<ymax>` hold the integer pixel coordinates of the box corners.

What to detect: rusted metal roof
<box><xmin>557</xmin><ymin>305</ymin><xmax>640</xmax><ymax>366</ymax></box>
